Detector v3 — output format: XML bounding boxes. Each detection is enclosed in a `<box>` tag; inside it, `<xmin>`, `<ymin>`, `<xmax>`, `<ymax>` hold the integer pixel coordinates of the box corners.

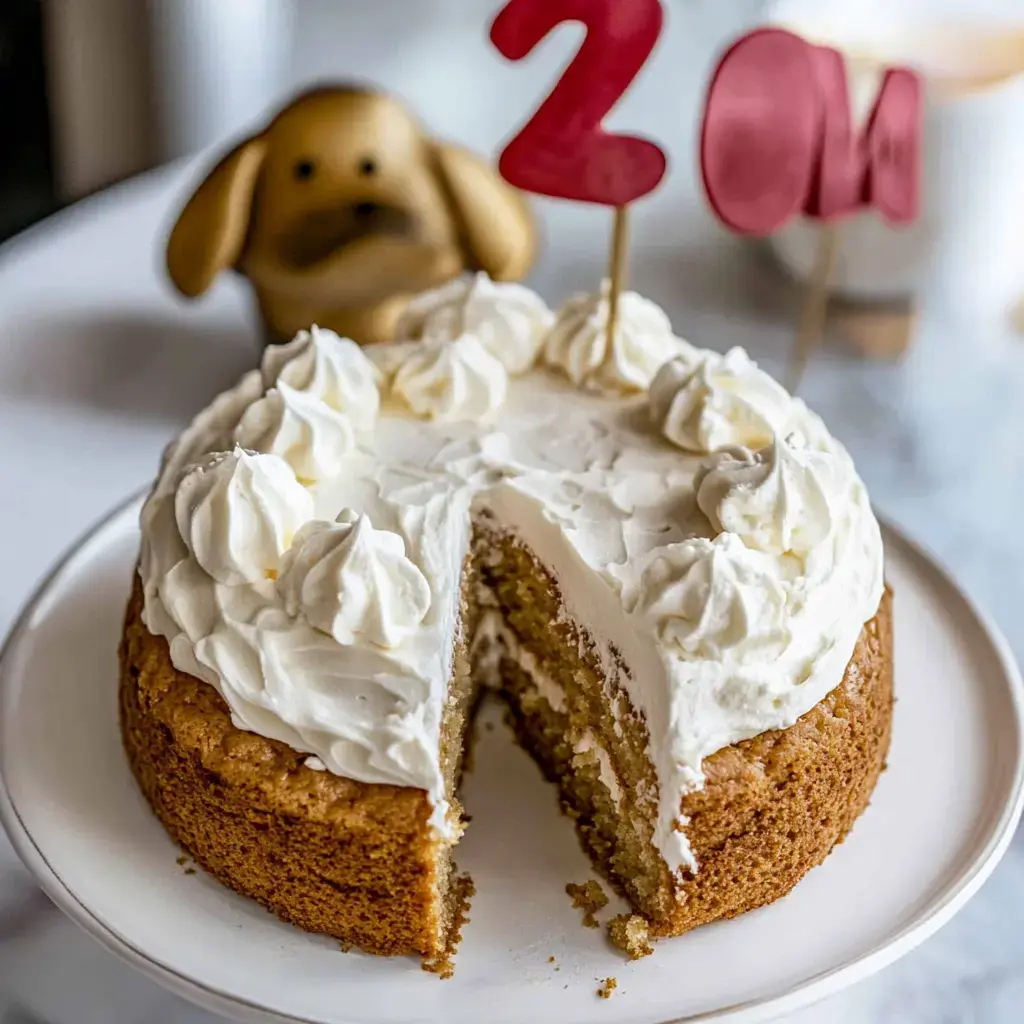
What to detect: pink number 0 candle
<box><xmin>700</xmin><ymin>28</ymin><xmax>922</xmax><ymax>235</ymax></box>
<box><xmin>699</xmin><ymin>27</ymin><xmax>922</xmax><ymax>386</ymax></box>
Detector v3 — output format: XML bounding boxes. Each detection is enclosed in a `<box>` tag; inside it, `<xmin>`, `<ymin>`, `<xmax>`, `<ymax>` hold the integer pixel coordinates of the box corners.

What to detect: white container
<box><xmin>148</xmin><ymin>0</ymin><xmax>296</xmax><ymax>161</ymax></box>
<box><xmin>766</xmin><ymin>0</ymin><xmax>1024</xmax><ymax>318</ymax></box>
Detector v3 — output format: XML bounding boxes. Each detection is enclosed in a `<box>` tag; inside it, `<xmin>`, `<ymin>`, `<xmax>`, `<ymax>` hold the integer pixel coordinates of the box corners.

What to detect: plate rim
<box><xmin>1</xmin><ymin>492</ymin><xmax>1022</xmax><ymax>1024</ymax></box>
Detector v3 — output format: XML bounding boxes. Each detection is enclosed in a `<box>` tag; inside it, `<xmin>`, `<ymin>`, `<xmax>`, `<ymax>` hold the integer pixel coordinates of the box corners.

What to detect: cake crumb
<box><xmin>422</xmin><ymin>873</ymin><xmax>475</xmax><ymax>980</ymax></box>
<box><xmin>175</xmin><ymin>855</ymin><xmax>188</xmax><ymax>866</ymax></box>
<box><xmin>597</xmin><ymin>977</ymin><xmax>617</xmax><ymax>999</ymax></box>
<box><xmin>547</xmin><ymin>955</ymin><xmax>556</xmax><ymax>963</ymax></box>
<box><xmin>339</xmin><ymin>941</ymin><xmax>353</xmax><ymax>953</ymax></box>
<box><xmin>184</xmin><ymin>867</ymin><xmax>196</xmax><ymax>876</ymax></box>
<box><xmin>566</xmin><ymin>880</ymin><xmax>608</xmax><ymax>928</ymax></box>
<box><xmin>607</xmin><ymin>913</ymin><xmax>653</xmax><ymax>960</ymax></box>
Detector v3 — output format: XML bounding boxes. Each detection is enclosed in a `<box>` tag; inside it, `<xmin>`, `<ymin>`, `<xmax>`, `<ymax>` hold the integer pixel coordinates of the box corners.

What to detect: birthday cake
<box><xmin>119</xmin><ymin>273</ymin><xmax>891</xmax><ymax>970</ymax></box>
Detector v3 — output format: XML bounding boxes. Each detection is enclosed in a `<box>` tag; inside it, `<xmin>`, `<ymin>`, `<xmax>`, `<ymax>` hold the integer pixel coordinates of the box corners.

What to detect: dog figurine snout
<box><xmin>280</xmin><ymin>202</ymin><xmax>416</xmax><ymax>271</ymax></box>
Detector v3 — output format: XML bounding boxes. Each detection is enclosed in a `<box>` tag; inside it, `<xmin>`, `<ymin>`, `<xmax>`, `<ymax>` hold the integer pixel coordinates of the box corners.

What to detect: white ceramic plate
<box><xmin>1</xmin><ymin>497</ymin><xmax>1022</xmax><ymax>1024</ymax></box>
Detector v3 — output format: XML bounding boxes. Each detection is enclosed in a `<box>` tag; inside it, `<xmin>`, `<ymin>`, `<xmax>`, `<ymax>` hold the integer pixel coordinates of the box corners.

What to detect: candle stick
<box><xmin>1012</xmin><ymin>297</ymin><xmax>1024</xmax><ymax>334</ymax></box>
<box><xmin>490</xmin><ymin>0</ymin><xmax>668</xmax><ymax>355</ymax></box>
<box><xmin>606</xmin><ymin>205</ymin><xmax>630</xmax><ymax>352</ymax></box>
<box><xmin>787</xmin><ymin>225</ymin><xmax>840</xmax><ymax>392</ymax></box>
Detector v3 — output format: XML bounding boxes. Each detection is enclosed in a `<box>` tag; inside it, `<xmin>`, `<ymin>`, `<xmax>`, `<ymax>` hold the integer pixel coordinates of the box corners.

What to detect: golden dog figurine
<box><xmin>166</xmin><ymin>86</ymin><xmax>537</xmax><ymax>345</ymax></box>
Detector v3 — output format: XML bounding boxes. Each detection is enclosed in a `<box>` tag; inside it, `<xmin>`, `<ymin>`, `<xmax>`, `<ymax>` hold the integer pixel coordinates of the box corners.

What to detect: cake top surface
<box><xmin>138</xmin><ymin>272</ymin><xmax>884</xmax><ymax>875</ymax></box>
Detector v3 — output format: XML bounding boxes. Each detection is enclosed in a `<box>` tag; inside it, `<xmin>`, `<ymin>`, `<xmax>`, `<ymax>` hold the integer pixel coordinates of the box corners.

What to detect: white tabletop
<box><xmin>3</xmin><ymin>2</ymin><xmax>1024</xmax><ymax>1020</ymax></box>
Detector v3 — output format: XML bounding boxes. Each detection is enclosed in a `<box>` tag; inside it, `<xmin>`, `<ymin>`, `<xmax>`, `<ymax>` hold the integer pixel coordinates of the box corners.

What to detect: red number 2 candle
<box><xmin>491</xmin><ymin>0</ymin><xmax>668</xmax><ymax>345</ymax></box>
<box><xmin>490</xmin><ymin>0</ymin><xmax>667</xmax><ymax>206</ymax></box>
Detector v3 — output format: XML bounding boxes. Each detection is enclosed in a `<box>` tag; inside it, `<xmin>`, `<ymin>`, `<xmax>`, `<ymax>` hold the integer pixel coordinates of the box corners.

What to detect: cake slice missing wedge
<box><xmin>472</xmin><ymin>517</ymin><xmax>893</xmax><ymax>937</ymax></box>
<box><xmin>122</xmin><ymin>290</ymin><xmax>891</xmax><ymax>971</ymax></box>
<box><xmin>121</xmin><ymin>509</ymin><xmax>891</xmax><ymax>964</ymax></box>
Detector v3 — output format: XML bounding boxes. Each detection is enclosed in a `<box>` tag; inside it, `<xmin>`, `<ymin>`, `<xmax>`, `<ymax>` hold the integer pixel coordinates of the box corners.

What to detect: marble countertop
<box><xmin>2</xmin><ymin>1</ymin><xmax>1024</xmax><ymax>1021</ymax></box>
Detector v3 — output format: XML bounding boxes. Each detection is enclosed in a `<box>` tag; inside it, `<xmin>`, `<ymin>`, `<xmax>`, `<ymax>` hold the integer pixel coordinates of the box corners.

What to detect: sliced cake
<box><xmin>120</xmin><ymin>273</ymin><xmax>890</xmax><ymax>968</ymax></box>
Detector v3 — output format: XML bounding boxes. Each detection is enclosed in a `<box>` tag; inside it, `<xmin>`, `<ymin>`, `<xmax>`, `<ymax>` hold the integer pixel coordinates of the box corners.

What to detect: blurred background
<box><xmin>1</xmin><ymin>0</ymin><xmax>715</xmax><ymax>289</ymax></box>
<box><xmin>1</xmin><ymin>2</ymin><xmax>1024</xmax><ymax>1023</ymax></box>
<box><xmin>0</xmin><ymin>0</ymin><xmax>53</xmax><ymax>240</ymax></box>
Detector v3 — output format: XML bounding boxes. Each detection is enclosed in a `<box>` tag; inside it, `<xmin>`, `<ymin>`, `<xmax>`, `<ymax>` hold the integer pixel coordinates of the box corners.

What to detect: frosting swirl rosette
<box><xmin>174</xmin><ymin>447</ymin><xmax>313</xmax><ymax>586</ymax></box>
<box><xmin>544</xmin><ymin>282</ymin><xmax>696</xmax><ymax>394</ymax></box>
<box><xmin>696</xmin><ymin>439</ymin><xmax>843</xmax><ymax>568</ymax></box>
<box><xmin>234</xmin><ymin>383</ymin><xmax>358</xmax><ymax>483</ymax></box>
<box><xmin>635</xmin><ymin>534</ymin><xmax>789</xmax><ymax>662</ymax></box>
<box><xmin>395</xmin><ymin>272</ymin><xmax>553</xmax><ymax>375</ymax></box>
<box><xmin>391</xmin><ymin>333</ymin><xmax>508</xmax><ymax>422</ymax></box>
<box><xmin>261</xmin><ymin>325</ymin><xmax>381</xmax><ymax>431</ymax></box>
<box><xmin>278</xmin><ymin>509</ymin><xmax>431</xmax><ymax>648</ymax></box>
<box><xmin>650</xmin><ymin>347</ymin><xmax>793</xmax><ymax>453</ymax></box>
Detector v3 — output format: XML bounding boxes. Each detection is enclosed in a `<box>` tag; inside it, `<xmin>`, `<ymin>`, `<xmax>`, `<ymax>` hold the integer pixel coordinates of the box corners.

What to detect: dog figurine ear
<box><xmin>166</xmin><ymin>135</ymin><xmax>268</xmax><ymax>298</ymax></box>
<box><xmin>430</xmin><ymin>143</ymin><xmax>536</xmax><ymax>282</ymax></box>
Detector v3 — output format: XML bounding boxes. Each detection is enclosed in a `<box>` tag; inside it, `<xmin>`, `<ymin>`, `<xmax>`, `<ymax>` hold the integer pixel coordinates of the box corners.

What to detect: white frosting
<box><xmin>138</xmin><ymin>288</ymin><xmax>885</xmax><ymax>876</ymax></box>
<box><xmin>544</xmin><ymin>282</ymin><xmax>696</xmax><ymax>394</ymax></box>
<box><xmin>234</xmin><ymin>384</ymin><xmax>357</xmax><ymax>483</ymax></box>
<box><xmin>278</xmin><ymin>510</ymin><xmax>431</xmax><ymax>649</ymax></box>
<box><xmin>390</xmin><ymin>333</ymin><xmax>508</xmax><ymax>422</ymax></box>
<box><xmin>261</xmin><ymin>325</ymin><xmax>381</xmax><ymax>432</ymax></box>
<box><xmin>174</xmin><ymin>448</ymin><xmax>313</xmax><ymax>586</ymax></box>
<box><xmin>636</xmin><ymin>534</ymin><xmax>789</xmax><ymax>663</ymax></box>
<box><xmin>138</xmin><ymin>370</ymin><xmax>472</xmax><ymax>835</ymax></box>
<box><xmin>396</xmin><ymin>272</ymin><xmax>553</xmax><ymax>375</ymax></box>
<box><xmin>650</xmin><ymin>347</ymin><xmax>794</xmax><ymax>453</ymax></box>
<box><xmin>696</xmin><ymin>438</ymin><xmax>846</xmax><ymax>575</ymax></box>
<box><xmin>239</xmin><ymin>326</ymin><xmax>381</xmax><ymax>482</ymax></box>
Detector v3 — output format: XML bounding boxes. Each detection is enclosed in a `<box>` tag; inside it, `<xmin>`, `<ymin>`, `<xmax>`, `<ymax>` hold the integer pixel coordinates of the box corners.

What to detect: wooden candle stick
<box><xmin>701</xmin><ymin>28</ymin><xmax>923</xmax><ymax>391</ymax></box>
<box><xmin>490</xmin><ymin>0</ymin><xmax>668</xmax><ymax>358</ymax></box>
<box><xmin>1011</xmin><ymin>298</ymin><xmax>1024</xmax><ymax>334</ymax></box>
<box><xmin>788</xmin><ymin>225</ymin><xmax>841</xmax><ymax>392</ymax></box>
<box><xmin>607</xmin><ymin>205</ymin><xmax>631</xmax><ymax>342</ymax></box>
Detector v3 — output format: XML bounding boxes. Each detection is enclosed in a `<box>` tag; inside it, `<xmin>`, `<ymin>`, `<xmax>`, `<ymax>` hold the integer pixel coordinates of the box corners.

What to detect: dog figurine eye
<box><xmin>294</xmin><ymin>159</ymin><xmax>316</xmax><ymax>181</ymax></box>
<box><xmin>358</xmin><ymin>157</ymin><xmax>377</xmax><ymax>177</ymax></box>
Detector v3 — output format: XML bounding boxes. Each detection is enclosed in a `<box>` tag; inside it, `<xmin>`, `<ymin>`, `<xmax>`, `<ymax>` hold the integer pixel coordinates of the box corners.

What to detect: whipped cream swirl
<box><xmin>650</xmin><ymin>347</ymin><xmax>794</xmax><ymax>453</ymax></box>
<box><xmin>396</xmin><ymin>272</ymin><xmax>553</xmax><ymax>375</ymax></box>
<box><xmin>234</xmin><ymin>384</ymin><xmax>357</xmax><ymax>483</ymax></box>
<box><xmin>636</xmin><ymin>534</ymin><xmax>790</xmax><ymax>663</ymax></box>
<box><xmin>696</xmin><ymin>439</ymin><xmax>844</xmax><ymax>575</ymax></box>
<box><xmin>237</xmin><ymin>327</ymin><xmax>381</xmax><ymax>480</ymax></box>
<box><xmin>544</xmin><ymin>283</ymin><xmax>695</xmax><ymax>394</ymax></box>
<box><xmin>174</xmin><ymin>447</ymin><xmax>313</xmax><ymax>586</ymax></box>
<box><xmin>278</xmin><ymin>510</ymin><xmax>431</xmax><ymax>648</ymax></box>
<box><xmin>262</xmin><ymin>325</ymin><xmax>381</xmax><ymax>432</ymax></box>
<box><xmin>391</xmin><ymin>333</ymin><xmax>508</xmax><ymax>422</ymax></box>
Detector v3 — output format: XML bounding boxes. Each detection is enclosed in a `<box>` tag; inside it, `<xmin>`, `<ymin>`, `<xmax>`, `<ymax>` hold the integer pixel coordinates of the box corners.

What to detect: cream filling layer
<box><xmin>471</xmin><ymin>609</ymin><xmax>625</xmax><ymax>813</ymax></box>
<box><xmin>573</xmin><ymin>730</ymin><xmax>624</xmax><ymax>809</ymax></box>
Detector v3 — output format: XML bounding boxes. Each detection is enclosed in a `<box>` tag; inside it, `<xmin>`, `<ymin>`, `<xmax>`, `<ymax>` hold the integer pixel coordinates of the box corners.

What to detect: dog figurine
<box><xmin>166</xmin><ymin>85</ymin><xmax>537</xmax><ymax>345</ymax></box>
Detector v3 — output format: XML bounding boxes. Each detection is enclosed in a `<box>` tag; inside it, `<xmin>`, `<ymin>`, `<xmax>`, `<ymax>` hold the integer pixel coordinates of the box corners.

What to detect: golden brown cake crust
<box><xmin>664</xmin><ymin>586</ymin><xmax>894</xmax><ymax>935</ymax></box>
<box><xmin>119</xmin><ymin>578</ymin><xmax>449</xmax><ymax>959</ymax></box>
<box><xmin>122</xmin><ymin>555</ymin><xmax>892</xmax><ymax>954</ymax></box>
